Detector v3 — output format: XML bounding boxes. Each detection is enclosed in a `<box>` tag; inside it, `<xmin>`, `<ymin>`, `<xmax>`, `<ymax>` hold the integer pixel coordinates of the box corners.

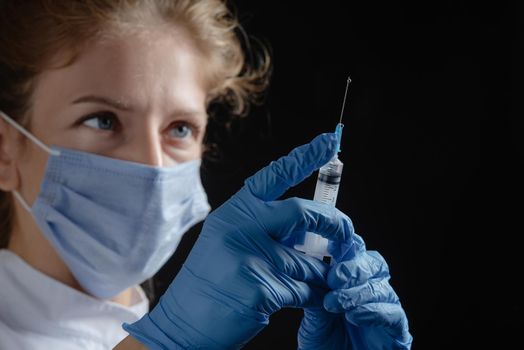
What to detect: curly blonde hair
<box><xmin>0</xmin><ymin>0</ymin><xmax>271</xmax><ymax>247</ymax></box>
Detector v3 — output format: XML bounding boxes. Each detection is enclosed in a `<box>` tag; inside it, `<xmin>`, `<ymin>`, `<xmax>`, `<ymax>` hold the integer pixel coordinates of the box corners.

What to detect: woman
<box><xmin>0</xmin><ymin>1</ymin><xmax>412</xmax><ymax>349</ymax></box>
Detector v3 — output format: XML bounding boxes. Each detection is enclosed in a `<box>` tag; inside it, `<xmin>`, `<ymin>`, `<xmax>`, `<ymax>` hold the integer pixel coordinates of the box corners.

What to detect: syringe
<box><xmin>294</xmin><ymin>76</ymin><xmax>351</xmax><ymax>264</ymax></box>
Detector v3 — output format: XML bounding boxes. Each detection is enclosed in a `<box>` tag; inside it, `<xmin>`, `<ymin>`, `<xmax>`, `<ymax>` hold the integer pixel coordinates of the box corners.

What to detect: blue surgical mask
<box><xmin>0</xmin><ymin>111</ymin><xmax>211</xmax><ymax>298</ymax></box>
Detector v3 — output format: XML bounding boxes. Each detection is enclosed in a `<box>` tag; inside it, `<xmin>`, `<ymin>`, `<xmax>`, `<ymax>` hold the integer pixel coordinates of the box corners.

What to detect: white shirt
<box><xmin>0</xmin><ymin>250</ymin><xmax>149</xmax><ymax>350</ymax></box>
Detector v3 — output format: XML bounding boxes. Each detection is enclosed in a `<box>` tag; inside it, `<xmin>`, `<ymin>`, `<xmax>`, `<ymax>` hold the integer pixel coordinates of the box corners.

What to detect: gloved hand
<box><xmin>123</xmin><ymin>133</ymin><xmax>358</xmax><ymax>349</ymax></box>
<box><xmin>298</xmin><ymin>234</ymin><xmax>413</xmax><ymax>350</ymax></box>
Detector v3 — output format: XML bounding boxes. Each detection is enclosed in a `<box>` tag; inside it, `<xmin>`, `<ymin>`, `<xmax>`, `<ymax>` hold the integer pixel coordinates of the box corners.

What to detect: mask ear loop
<box><xmin>0</xmin><ymin>110</ymin><xmax>60</xmax><ymax>156</ymax></box>
<box><xmin>12</xmin><ymin>191</ymin><xmax>32</xmax><ymax>212</ymax></box>
<box><xmin>0</xmin><ymin>110</ymin><xmax>61</xmax><ymax>212</ymax></box>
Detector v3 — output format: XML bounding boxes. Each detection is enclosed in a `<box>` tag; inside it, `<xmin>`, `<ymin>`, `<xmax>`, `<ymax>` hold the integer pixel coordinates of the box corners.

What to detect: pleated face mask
<box><xmin>0</xmin><ymin>111</ymin><xmax>211</xmax><ymax>299</ymax></box>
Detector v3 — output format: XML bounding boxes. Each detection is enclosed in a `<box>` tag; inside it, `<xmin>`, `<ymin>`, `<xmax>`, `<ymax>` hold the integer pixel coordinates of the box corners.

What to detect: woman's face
<box><xmin>15</xmin><ymin>26</ymin><xmax>209</xmax><ymax>204</ymax></box>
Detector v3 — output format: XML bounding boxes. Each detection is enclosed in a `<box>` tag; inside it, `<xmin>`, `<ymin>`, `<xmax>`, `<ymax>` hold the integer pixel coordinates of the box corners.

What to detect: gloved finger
<box><xmin>252</xmin><ymin>267</ymin><xmax>327</xmax><ymax>312</ymax></box>
<box><xmin>327</xmin><ymin>231</ymin><xmax>366</xmax><ymax>263</ymax></box>
<box><xmin>298</xmin><ymin>308</ymin><xmax>348</xmax><ymax>350</ymax></box>
<box><xmin>300</xmin><ymin>308</ymin><xmax>338</xmax><ymax>337</ymax></box>
<box><xmin>344</xmin><ymin>303</ymin><xmax>411</xmax><ymax>339</ymax></box>
<box><xmin>327</xmin><ymin>250</ymin><xmax>390</xmax><ymax>289</ymax></box>
<box><xmin>243</xmin><ymin>133</ymin><xmax>338</xmax><ymax>202</ymax></box>
<box><xmin>282</xmin><ymin>280</ymin><xmax>327</xmax><ymax>309</ymax></box>
<box><xmin>323</xmin><ymin>279</ymin><xmax>400</xmax><ymax>313</ymax></box>
<box><xmin>253</xmin><ymin>236</ymin><xmax>331</xmax><ymax>288</ymax></box>
<box><xmin>261</xmin><ymin>197</ymin><xmax>355</xmax><ymax>243</ymax></box>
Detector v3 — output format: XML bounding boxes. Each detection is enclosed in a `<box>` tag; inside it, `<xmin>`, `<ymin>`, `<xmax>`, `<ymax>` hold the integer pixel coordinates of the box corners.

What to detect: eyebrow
<box><xmin>71</xmin><ymin>95</ymin><xmax>207</xmax><ymax>121</ymax></box>
<box><xmin>72</xmin><ymin>95</ymin><xmax>134</xmax><ymax>112</ymax></box>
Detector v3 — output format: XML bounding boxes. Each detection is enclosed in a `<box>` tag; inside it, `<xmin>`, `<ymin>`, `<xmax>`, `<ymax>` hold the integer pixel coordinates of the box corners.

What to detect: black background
<box><xmin>153</xmin><ymin>1</ymin><xmax>524</xmax><ymax>349</ymax></box>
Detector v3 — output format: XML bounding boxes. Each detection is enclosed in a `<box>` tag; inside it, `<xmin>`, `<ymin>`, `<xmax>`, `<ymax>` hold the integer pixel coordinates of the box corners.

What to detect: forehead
<box><xmin>33</xmin><ymin>25</ymin><xmax>209</xmax><ymax>114</ymax></box>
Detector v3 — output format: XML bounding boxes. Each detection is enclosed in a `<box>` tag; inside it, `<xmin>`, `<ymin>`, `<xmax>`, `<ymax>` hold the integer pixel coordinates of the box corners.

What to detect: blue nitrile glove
<box><xmin>123</xmin><ymin>133</ymin><xmax>357</xmax><ymax>349</ymax></box>
<box><xmin>298</xmin><ymin>234</ymin><xmax>413</xmax><ymax>350</ymax></box>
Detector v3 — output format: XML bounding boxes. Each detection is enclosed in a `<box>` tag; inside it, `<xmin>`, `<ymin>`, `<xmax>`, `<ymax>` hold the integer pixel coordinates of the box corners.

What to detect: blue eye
<box><xmin>82</xmin><ymin>112</ymin><xmax>117</xmax><ymax>131</ymax></box>
<box><xmin>169</xmin><ymin>124</ymin><xmax>193</xmax><ymax>139</ymax></box>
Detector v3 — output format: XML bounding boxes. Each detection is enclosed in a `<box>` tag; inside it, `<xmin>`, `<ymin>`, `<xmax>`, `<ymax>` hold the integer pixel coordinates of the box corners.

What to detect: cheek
<box><xmin>172</xmin><ymin>142</ymin><xmax>204</xmax><ymax>164</ymax></box>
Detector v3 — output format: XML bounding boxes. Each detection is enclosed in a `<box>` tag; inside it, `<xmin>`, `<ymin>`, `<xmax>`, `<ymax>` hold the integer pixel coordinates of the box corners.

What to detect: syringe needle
<box><xmin>339</xmin><ymin>76</ymin><xmax>352</xmax><ymax>124</ymax></box>
<box><xmin>294</xmin><ymin>76</ymin><xmax>350</xmax><ymax>264</ymax></box>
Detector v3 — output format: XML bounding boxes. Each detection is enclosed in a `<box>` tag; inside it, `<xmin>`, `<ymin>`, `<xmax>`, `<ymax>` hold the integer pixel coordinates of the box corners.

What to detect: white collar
<box><xmin>0</xmin><ymin>249</ymin><xmax>149</xmax><ymax>346</ymax></box>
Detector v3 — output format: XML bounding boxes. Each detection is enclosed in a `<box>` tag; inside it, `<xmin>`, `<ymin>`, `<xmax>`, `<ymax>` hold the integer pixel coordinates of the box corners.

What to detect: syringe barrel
<box><xmin>294</xmin><ymin>156</ymin><xmax>343</xmax><ymax>264</ymax></box>
<box><xmin>314</xmin><ymin>157</ymin><xmax>343</xmax><ymax>205</ymax></box>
